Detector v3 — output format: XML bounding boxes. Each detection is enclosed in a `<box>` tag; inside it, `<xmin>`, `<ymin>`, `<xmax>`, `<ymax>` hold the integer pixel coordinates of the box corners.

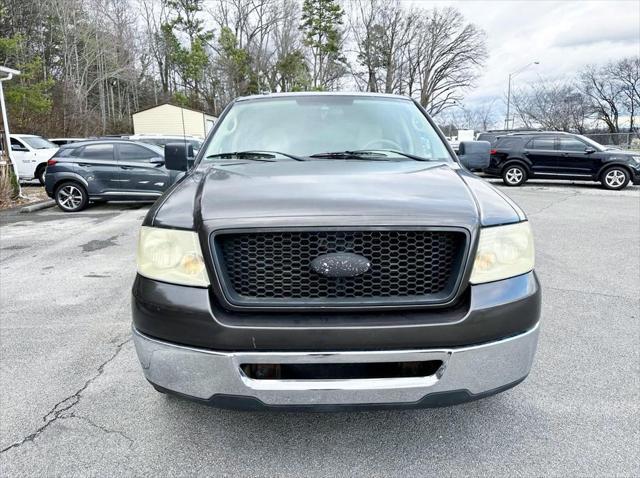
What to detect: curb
<box><xmin>20</xmin><ymin>200</ymin><xmax>56</xmax><ymax>213</ymax></box>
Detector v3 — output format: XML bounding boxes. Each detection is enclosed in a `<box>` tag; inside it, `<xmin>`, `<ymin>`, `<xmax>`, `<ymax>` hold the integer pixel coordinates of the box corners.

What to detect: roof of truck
<box><xmin>236</xmin><ymin>91</ymin><xmax>413</xmax><ymax>102</ymax></box>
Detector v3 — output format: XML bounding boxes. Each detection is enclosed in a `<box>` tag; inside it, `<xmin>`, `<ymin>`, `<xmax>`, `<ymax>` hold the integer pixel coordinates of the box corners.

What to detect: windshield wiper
<box><xmin>308</xmin><ymin>151</ymin><xmax>391</xmax><ymax>160</ymax></box>
<box><xmin>206</xmin><ymin>150</ymin><xmax>305</xmax><ymax>161</ymax></box>
<box><xmin>348</xmin><ymin>149</ymin><xmax>434</xmax><ymax>161</ymax></box>
<box><xmin>309</xmin><ymin>150</ymin><xmax>433</xmax><ymax>161</ymax></box>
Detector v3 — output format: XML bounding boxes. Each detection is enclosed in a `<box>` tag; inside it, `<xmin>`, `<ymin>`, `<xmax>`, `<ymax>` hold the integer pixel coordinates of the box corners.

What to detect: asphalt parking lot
<box><xmin>1</xmin><ymin>179</ymin><xmax>639</xmax><ymax>477</ymax></box>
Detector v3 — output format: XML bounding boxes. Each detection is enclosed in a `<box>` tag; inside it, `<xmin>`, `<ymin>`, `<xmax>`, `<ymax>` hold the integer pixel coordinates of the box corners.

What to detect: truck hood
<box><xmin>148</xmin><ymin>160</ymin><xmax>523</xmax><ymax>230</ymax></box>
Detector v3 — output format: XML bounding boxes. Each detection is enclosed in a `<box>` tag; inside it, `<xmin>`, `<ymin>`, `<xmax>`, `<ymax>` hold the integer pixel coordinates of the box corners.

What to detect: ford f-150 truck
<box><xmin>132</xmin><ymin>92</ymin><xmax>540</xmax><ymax>410</ymax></box>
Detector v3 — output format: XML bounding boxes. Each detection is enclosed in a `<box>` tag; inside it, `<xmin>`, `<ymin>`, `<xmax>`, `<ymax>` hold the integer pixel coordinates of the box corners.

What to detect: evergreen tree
<box><xmin>299</xmin><ymin>0</ymin><xmax>346</xmax><ymax>89</ymax></box>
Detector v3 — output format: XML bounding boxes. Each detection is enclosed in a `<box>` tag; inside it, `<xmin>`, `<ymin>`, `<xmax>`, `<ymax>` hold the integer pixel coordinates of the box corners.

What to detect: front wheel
<box><xmin>601</xmin><ymin>167</ymin><xmax>629</xmax><ymax>190</ymax></box>
<box><xmin>55</xmin><ymin>182</ymin><xmax>88</xmax><ymax>212</ymax></box>
<box><xmin>502</xmin><ymin>164</ymin><xmax>527</xmax><ymax>187</ymax></box>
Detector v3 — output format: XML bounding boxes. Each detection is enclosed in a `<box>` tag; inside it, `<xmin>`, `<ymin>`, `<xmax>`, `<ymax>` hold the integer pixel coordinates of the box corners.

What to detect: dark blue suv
<box><xmin>45</xmin><ymin>140</ymin><xmax>182</xmax><ymax>212</ymax></box>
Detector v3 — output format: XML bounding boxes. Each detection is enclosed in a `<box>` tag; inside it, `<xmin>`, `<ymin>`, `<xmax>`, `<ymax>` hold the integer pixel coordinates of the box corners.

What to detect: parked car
<box><xmin>0</xmin><ymin>134</ymin><xmax>58</xmax><ymax>184</ymax></box>
<box><xmin>484</xmin><ymin>132</ymin><xmax>640</xmax><ymax>189</ymax></box>
<box><xmin>48</xmin><ymin>137</ymin><xmax>87</xmax><ymax>146</ymax></box>
<box><xmin>132</xmin><ymin>92</ymin><xmax>540</xmax><ymax>410</ymax></box>
<box><xmin>127</xmin><ymin>134</ymin><xmax>203</xmax><ymax>153</ymax></box>
<box><xmin>44</xmin><ymin>139</ymin><xmax>184</xmax><ymax>212</ymax></box>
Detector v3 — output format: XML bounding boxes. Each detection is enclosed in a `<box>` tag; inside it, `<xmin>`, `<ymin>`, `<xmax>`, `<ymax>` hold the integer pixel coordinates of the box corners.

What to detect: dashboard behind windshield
<box><xmin>202</xmin><ymin>96</ymin><xmax>452</xmax><ymax>162</ymax></box>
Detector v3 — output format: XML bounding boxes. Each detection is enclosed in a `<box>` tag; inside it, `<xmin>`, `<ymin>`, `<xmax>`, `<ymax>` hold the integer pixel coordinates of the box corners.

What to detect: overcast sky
<box><xmin>414</xmin><ymin>0</ymin><xmax>640</xmax><ymax>112</ymax></box>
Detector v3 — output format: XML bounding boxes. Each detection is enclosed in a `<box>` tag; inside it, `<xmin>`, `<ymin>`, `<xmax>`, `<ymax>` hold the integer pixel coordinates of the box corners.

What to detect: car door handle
<box><xmin>120</xmin><ymin>166</ymin><xmax>135</xmax><ymax>170</ymax></box>
<box><xmin>78</xmin><ymin>163</ymin><xmax>91</xmax><ymax>167</ymax></box>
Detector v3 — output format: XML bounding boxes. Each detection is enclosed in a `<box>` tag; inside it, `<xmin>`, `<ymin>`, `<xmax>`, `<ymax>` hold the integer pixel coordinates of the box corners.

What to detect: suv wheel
<box><xmin>36</xmin><ymin>165</ymin><xmax>47</xmax><ymax>185</ymax></box>
<box><xmin>55</xmin><ymin>182</ymin><xmax>88</xmax><ymax>212</ymax></box>
<box><xmin>601</xmin><ymin>167</ymin><xmax>629</xmax><ymax>190</ymax></box>
<box><xmin>502</xmin><ymin>164</ymin><xmax>527</xmax><ymax>187</ymax></box>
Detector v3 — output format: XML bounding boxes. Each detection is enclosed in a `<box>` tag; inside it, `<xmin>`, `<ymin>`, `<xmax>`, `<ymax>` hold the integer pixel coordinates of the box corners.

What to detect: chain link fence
<box><xmin>584</xmin><ymin>132</ymin><xmax>640</xmax><ymax>150</ymax></box>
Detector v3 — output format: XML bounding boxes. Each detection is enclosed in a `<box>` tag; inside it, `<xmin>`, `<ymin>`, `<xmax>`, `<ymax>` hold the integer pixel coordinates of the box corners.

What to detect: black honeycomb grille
<box><xmin>213</xmin><ymin>229</ymin><xmax>466</xmax><ymax>307</ymax></box>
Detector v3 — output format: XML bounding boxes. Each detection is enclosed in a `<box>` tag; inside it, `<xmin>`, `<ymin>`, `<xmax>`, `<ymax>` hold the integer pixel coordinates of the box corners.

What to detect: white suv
<box><xmin>3</xmin><ymin>134</ymin><xmax>59</xmax><ymax>184</ymax></box>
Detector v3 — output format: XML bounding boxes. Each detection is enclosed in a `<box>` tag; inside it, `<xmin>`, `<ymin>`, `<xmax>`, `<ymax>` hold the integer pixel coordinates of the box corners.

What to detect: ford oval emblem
<box><xmin>310</xmin><ymin>252</ymin><xmax>371</xmax><ymax>278</ymax></box>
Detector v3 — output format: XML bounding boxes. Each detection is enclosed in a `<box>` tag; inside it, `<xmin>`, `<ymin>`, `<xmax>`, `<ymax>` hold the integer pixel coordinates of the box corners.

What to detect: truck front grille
<box><xmin>212</xmin><ymin>229</ymin><xmax>467</xmax><ymax>309</ymax></box>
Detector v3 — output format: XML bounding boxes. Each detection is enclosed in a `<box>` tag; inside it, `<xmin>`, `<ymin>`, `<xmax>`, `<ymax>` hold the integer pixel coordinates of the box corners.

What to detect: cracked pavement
<box><xmin>1</xmin><ymin>180</ymin><xmax>639</xmax><ymax>476</ymax></box>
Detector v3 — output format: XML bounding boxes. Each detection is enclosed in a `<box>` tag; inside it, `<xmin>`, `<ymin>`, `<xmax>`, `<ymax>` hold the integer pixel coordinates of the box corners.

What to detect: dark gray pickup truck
<box><xmin>132</xmin><ymin>92</ymin><xmax>540</xmax><ymax>410</ymax></box>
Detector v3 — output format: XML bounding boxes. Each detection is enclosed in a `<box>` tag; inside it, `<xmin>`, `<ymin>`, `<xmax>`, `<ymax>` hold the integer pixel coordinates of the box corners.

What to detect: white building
<box><xmin>132</xmin><ymin>103</ymin><xmax>216</xmax><ymax>138</ymax></box>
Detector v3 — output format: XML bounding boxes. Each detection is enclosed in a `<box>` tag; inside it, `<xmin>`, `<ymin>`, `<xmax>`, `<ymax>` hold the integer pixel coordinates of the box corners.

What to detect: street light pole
<box><xmin>505</xmin><ymin>73</ymin><xmax>513</xmax><ymax>131</ymax></box>
<box><xmin>505</xmin><ymin>61</ymin><xmax>539</xmax><ymax>131</ymax></box>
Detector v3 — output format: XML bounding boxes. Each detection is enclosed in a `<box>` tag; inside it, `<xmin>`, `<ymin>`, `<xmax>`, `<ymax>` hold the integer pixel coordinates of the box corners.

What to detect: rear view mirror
<box><xmin>164</xmin><ymin>143</ymin><xmax>193</xmax><ymax>171</ymax></box>
<box><xmin>457</xmin><ymin>141</ymin><xmax>491</xmax><ymax>171</ymax></box>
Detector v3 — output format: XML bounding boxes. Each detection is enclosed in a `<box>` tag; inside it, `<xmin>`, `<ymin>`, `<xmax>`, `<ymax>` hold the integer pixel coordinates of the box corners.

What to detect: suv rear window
<box><xmin>526</xmin><ymin>137</ymin><xmax>555</xmax><ymax>150</ymax></box>
<box><xmin>54</xmin><ymin>147</ymin><xmax>78</xmax><ymax>157</ymax></box>
<box><xmin>81</xmin><ymin>144</ymin><xmax>114</xmax><ymax>160</ymax></box>
<box><xmin>495</xmin><ymin>137</ymin><xmax>524</xmax><ymax>149</ymax></box>
<box><xmin>477</xmin><ymin>133</ymin><xmax>498</xmax><ymax>145</ymax></box>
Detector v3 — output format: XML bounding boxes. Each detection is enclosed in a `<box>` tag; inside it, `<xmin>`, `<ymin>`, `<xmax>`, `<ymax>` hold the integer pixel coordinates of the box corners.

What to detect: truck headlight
<box><xmin>470</xmin><ymin>221</ymin><xmax>534</xmax><ymax>284</ymax></box>
<box><xmin>137</xmin><ymin>226</ymin><xmax>209</xmax><ymax>287</ymax></box>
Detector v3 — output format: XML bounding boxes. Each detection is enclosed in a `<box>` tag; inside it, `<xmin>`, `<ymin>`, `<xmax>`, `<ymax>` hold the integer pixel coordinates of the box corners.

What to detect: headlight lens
<box><xmin>470</xmin><ymin>221</ymin><xmax>534</xmax><ymax>284</ymax></box>
<box><xmin>137</xmin><ymin>226</ymin><xmax>209</xmax><ymax>287</ymax></box>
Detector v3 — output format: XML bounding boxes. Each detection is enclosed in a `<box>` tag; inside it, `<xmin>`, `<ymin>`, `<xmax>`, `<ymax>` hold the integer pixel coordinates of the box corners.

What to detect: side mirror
<box><xmin>584</xmin><ymin>147</ymin><xmax>596</xmax><ymax>154</ymax></box>
<box><xmin>457</xmin><ymin>141</ymin><xmax>491</xmax><ymax>171</ymax></box>
<box><xmin>164</xmin><ymin>143</ymin><xmax>193</xmax><ymax>171</ymax></box>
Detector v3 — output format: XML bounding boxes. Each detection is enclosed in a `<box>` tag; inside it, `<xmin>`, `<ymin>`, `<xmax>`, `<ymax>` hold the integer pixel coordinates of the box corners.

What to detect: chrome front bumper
<box><xmin>133</xmin><ymin>324</ymin><xmax>539</xmax><ymax>408</ymax></box>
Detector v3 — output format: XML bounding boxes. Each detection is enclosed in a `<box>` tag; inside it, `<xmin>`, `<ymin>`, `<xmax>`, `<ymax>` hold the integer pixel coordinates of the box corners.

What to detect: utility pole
<box><xmin>505</xmin><ymin>61</ymin><xmax>539</xmax><ymax>131</ymax></box>
<box><xmin>0</xmin><ymin>66</ymin><xmax>22</xmax><ymax>199</ymax></box>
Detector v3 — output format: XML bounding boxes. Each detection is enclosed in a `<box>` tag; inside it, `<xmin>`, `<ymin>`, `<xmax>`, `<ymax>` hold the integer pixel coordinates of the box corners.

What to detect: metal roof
<box><xmin>132</xmin><ymin>102</ymin><xmax>216</xmax><ymax>117</ymax></box>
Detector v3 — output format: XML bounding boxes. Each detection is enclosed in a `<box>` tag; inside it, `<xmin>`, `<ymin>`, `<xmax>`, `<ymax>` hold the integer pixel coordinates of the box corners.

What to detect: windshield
<box><xmin>202</xmin><ymin>96</ymin><xmax>452</xmax><ymax>162</ymax></box>
<box><xmin>21</xmin><ymin>136</ymin><xmax>57</xmax><ymax>149</ymax></box>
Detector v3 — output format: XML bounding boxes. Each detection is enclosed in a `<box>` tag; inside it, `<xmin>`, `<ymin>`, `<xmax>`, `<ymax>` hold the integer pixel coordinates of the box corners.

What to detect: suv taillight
<box><xmin>47</xmin><ymin>159</ymin><xmax>57</xmax><ymax>166</ymax></box>
<box><xmin>490</xmin><ymin>149</ymin><xmax>497</xmax><ymax>155</ymax></box>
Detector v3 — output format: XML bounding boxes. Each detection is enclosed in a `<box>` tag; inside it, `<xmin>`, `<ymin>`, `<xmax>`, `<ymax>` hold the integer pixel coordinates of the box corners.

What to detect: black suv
<box><xmin>484</xmin><ymin>132</ymin><xmax>640</xmax><ymax>189</ymax></box>
<box><xmin>45</xmin><ymin>140</ymin><xmax>184</xmax><ymax>211</ymax></box>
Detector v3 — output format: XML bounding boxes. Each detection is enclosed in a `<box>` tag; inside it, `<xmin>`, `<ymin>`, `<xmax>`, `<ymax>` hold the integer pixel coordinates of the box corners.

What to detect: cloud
<box><xmin>554</xmin><ymin>24</ymin><xmax>640</xmax><ymax>48</ymax></box>
<box><xmin>440</xmin><ymin>0</ymin><xmax>640</xmax><ymax>112</ymax></box>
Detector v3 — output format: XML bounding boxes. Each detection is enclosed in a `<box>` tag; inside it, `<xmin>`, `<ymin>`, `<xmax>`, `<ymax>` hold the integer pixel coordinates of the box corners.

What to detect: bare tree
<box><xmin>436</xmin><ymin>100</ymin><xmax>497</xmax><ymax>132</ymax></box>
<box><xmin>476</xmin><ymin>101</ymin><xmax>498</xmax><ymax>131</ymax></box>
<box><xmin>413</xmin><ymin>7</ymin><xmax>487</xmax><ymax>115</ymax></box>
<box><xmin>511</xmin><ymin>81</ymin><xmax>589</xmax><ymax>132</ymax></box>
<box><xmin>608</xmin><ymin>57</ymin><xmax>640</xmax><ymax>134</ymax></box>
<box><xmin>579</xmin><ymin>64</ymin><xmax>622</xmax><ymax>133</ymax></box>
<box><xmin>351</xmin><ymin>0</ymin><xmax>416</xmax><ymax>94</ymax></box>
